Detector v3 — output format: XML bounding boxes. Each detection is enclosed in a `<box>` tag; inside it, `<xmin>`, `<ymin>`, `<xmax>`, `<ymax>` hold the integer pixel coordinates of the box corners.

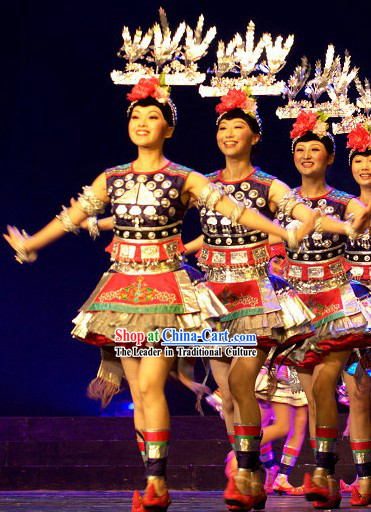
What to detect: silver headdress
<box><xmin>111</xmin><ymin>9</ymin><xmax>216</xmax><ymax>86</ymax></box>
<box><xmin>332</xmin><ymin>77</ymin><xmax>370</xmax><ymax>135</ymax></box>
<box><xmin>199</xmin><ymin>20</ymin><xmax>294</xmax><ymax>97</ymax></box>
<box><xmin>355</xmin><ymin>77</ymin><xmax>371</xmax><ymax>112</ymax></box>
<box><xmin>276</xmin><ymin>45</ymin><xmax>358</xmax><ymax>119</ymax></box>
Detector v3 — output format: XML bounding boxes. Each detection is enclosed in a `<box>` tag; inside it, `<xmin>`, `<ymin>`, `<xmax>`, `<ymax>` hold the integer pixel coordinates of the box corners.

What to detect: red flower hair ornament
<box><xmin>347</xmin><ymin>123</ymin><xmax>371</xmax><ymax>153</ymax></box>
<box><xmin>215</xmin><ymin>88</ymin><xmax>257</xmax><ymax>116</ymax></box>
<box><xmin>215</xmin><ymin>87</ymin><xmax>261</xmax><ymax>131</ymax></box>
<box><xmin>290</xmin><ymin>110</ymin><xmax>334</xmax><ymax>153</ymax></box>
<box><xmin>127</xmin><ymin>76</ymin><xmax>170</xmax><ymax>104</ymax></box>
<box><xmin>347</xmin><ymin>122</ymin><xmax>371</xmax><ymax>164</ymax></box>
<box><xmin>126</xmin><ymin>75</ymin><xmax>177</xmax><ymax>126</ymax></box>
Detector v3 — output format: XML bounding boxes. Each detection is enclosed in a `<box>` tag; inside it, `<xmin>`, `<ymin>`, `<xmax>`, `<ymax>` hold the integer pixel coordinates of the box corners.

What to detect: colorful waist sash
<box><xmin>106</xmin><ymin>235</ymin><xmax>186</xmax><ymax>263</ymax></box>
<box><xmin>197</xmin><ymin>241</ymin><xmax>271</xmax><ymax>271</ymax></box>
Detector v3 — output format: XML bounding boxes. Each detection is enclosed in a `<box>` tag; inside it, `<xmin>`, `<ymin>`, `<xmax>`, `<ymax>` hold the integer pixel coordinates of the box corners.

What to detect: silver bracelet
<box><xmin>277</xmin><ymin>191</ymin><xmax>304</xmax><ymax>218</ymax></box>
<box><xmin>76</xmin><ymin>186</ymin><xmax>106</xmax><ymax>216</ymax></box>
<box><xmin>229</xmin><ymin>201</ymin><xmax>245</xmax><ymax>227</ymax></box>
<box><xmin>14</xmin><ymin>231</ymin><xmax>38</xmax><ymax>264</ymax></box>
<box><xmin>314</xmin><ymin>211</ymin><xmax>323</xmax><ymax>233</ymax></box>
<box><xmin>198</xmin><ymin>183</ymin><xmax>225</xmax><ymax>210</ymax></box>
<box><xmin>287</xmin><ymin>227</ymin><xmax>299</xmax><ymax>250</ymax></box>
<box><xmin>344</xmin><ymin>217</ymin><xmax>357</xmax><ymax>241</ymax></box>
<box><xmin>56</xmin><ymin>206</ymin><xmax>80</xmax><ymax>234</ymax></box>
<box><xmin>87</xmin><ymin>216</ymin><xmax>100</xmax><ymax>240</ymax></box>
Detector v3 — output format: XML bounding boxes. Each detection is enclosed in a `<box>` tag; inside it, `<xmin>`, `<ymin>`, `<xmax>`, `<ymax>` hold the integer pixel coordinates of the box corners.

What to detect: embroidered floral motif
<box><xmin>219</xmin><ymin>287</ymin><xmax>259</xmax><ymax>308</ymax></box>
<box><xmin>99</xmin><ymin>276</ymin><xmax>176</xmax><ymax>304</ymax></box>
<box><xmin>235</xmin><ymin>295</ymin><xmax>260</xmax><ymax>308</ymax></box>
<box><xmin>219</xmin><ymin>287</ymin><xmax>240</xmax><ymax>305</ymax></box>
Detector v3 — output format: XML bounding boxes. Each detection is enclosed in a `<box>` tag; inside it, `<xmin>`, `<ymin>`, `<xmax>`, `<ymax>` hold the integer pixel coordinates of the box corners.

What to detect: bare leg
<box><xmin>312</xmin><ymin>351</ymin><xmax>351</xmax><ymax>429</ymax></box>
<box><xmin>311</xmin><ymin>350</ymin><xmax>351</xmax><ymax>487</ymax></box>
<box><xmin>228</xmin><ymin>348</ymin><xmax>269</xmax><ymax>496</ymax></box>
<box><xmin>297</xmin><ymin>368</ymin><xmax>316</xmax><ymax>439</ymax></box>
<box><xmin>229</xmin><ymin>348</ymin><xmax>269</xmax><ymax>425</ymax></box>
<box><xmin>120</xmin><ymin>357</ymin><xmax>146</xmax><ymax>453</ymax></box>
<box><xmin>286</xmin><ymin>405</ymin><xmax>308</xmax><ymax>449</ymax></box>
<box><xmin>261</xmin><ymin>402</ymin><xmax>291</xmax><ymax>445</ymax></box>
<box><xmin>210</xmin><ymin>357</ymin><xmax>236</xmax><ymax>434</ymax></box>
<box><xmin>260</xmin><ymin>402</ymin><xmax>274</xmax><ymax>429</ymax></box>
<box><xmin>343</xmin><ymin>370</ymin><xmax>371</xmax><ymax>495</ymax></box>
<box><xmin>138</xmin><ymin>353</ymin><xmax>176</xmax><ymax>495</ymax></box>
<box><xmin>274</xmin><ymin>405</ymin><xmax>308</xmax><ymax>489</ymax></box>
<box><xmin>343</xmin><ymin>371</ymin><xmax>371</xmax><ymax>440</ymax></box>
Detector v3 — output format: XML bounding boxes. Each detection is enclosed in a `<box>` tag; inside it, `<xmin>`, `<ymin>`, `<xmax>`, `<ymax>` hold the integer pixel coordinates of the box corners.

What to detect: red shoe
<box><xmin>264</xmin><ymin>485</ymin><xmax>274</xmax><ymax>495</ymax></box>
<box><xmin>304</xmin><ymin>472</ymin><xmax>329</xmax><ymax>502</ymax></box>
<box><xmin>224</xmin><ymin>478</ymin><xmax>267</xmax><ymax>510</ymax></box>
<box><xmin>312</xmin><ymin>493</ymin><xmax>341</xmax><ymax>509</ymax></box>
<box><xmin>142</xmin><ymin>483</ymin><xmax>171</xmax><ymax>511</ymax></box>
<box><xmin>273</xmin><ymin>482</ymin><xmax>305</xmax><ymax>496</ymax></box>
<box><xmin>350</xmin><ymin>485</ymin><xmax>371</xmax><ymax>506</ymax></box>
<box><xmin>249</xmin><ymin>488</ymin><xmax>267</xmax><ymax>510</ymax></box>
<box><xmin>132</xmin><ymin>490</ymin><xmax>144</xmax><ymax>512</ymax></box>
<box><xmin>263</xmin><ymin>465</ymin><xmax>279</xmax><ymax>492</ymax></box>
<box><xmin>339</xmin><ymin>479</ymin><xmax>352</xmax><ymax>493</ymax></box>
<box><xmin>225</xmin><ymin>450</ymin><xmax>237</xmax><ymax>479</ymax></box>
<box><xmin>224</xmin><ymin>477</ymin><xmax>253</xmax><ymax>509</ymax></box>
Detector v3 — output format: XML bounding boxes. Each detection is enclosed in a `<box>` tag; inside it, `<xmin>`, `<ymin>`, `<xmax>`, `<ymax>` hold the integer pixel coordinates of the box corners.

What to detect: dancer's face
<box><xmin>217</xmin><ymin>118</ymin><xmax>260</xmax><ymax>158</ymax></box>
<box><xmin>351</xmin><ymin>154</ymin><xmax>371</xmax><ymax>188</ymax></box>
<box><xmin>293</xmin><ymin>140</ymin><xmax>334</xmax><ymax>178</ymax></box>
<box><xmin>128</xmin><ymin>105</ymin><xmax>173</xmax><ymax>149</ymax></box>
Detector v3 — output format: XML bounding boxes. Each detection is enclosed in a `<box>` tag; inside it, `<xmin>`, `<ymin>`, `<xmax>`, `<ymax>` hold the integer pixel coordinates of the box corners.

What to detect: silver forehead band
<box><xmin>348</xmin><ymin>148</ymin><xmax>371</xmax><ymax>166</ymax></box>
<box><xmin>348</xmin><ymin>148</ymin><xmax>356</xmax><ymax>166</ymax></box>
<box><xmin>216</xmin><ymin>110</ymin><xmax>263</xmax><ymax>136</ymax></box>
<box><xmin>127</xmin><ymin>98</ymin><xmax>178</xmax><ymax>126</ymax></box>
<box><xmin>291</xmin><ymin>132</ymin><xmax>336</xmax><ymax>154</ymax></box>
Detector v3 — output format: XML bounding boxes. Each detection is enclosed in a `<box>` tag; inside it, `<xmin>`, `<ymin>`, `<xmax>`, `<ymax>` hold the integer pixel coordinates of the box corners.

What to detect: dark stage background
<box><xmin>1</xmin><ymin>0</ymin><xmax>369</xmax><ymax>415</ymax></box>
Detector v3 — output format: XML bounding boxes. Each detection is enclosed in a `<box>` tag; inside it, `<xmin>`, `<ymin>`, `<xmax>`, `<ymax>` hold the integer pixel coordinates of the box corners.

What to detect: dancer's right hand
<box><xmin>3</xmin><ymin>225</ymin><xmax>38</xmax><ymax>262</ymax></box>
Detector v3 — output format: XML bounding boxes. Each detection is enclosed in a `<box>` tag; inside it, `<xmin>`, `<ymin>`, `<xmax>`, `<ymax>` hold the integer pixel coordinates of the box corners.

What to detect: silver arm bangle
<box><xmin>76</xmin><ymin>186</ymin><xmax>106</xmax><ymax>216</ymax></box>
<box><xmin>277</xmin><ymin>191</ymin><xmax>304</xmax><ymax>218</ymax></box>
<box><xmin>14</xmin><ymin>231</ymin><xmax>38</xmax><ymax>264</ymax></box>
<box><xmin>87</xmin><ymin>216</ymin><xmax>100</xmax><ymax>240</ymax></box>
<box><xmin>344</xmin><ymin>218</ymin><xmax>357</xmax><ymax>242</ymax></box>
<box><xmin>314</xmin><ymin>213</ymin><xmax>323</xmax><ymax>233</ymax></box>
<box><xmin>229</xmin><ymin>201</ymin><xmax>245</xmax><ymax>227</ymax></box>
<box><xmin>56</xmin><ymin>206</ymin><xmax>80</xmax><ymax>234</ymax></box>
<box><xmin>287</xmin><ymin>227</ymin><xmax>299</xmax><ymax>250</ymax></box>
<box><xmin>198</xmin><ymin>183</ymin><xmax>225</xmax><ymax>210</ymax></box>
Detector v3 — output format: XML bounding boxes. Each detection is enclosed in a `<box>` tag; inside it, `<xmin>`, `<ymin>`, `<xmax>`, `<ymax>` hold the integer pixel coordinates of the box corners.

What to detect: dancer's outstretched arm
<box><xmin>184</xmin><ymin>172</ymin><xmax>316</xmax><ymax>244</ymax></box>
<box><xmin>4</xmin><ymin>172</ymin><xmax>109</xmax><ymax>257</ymax></box>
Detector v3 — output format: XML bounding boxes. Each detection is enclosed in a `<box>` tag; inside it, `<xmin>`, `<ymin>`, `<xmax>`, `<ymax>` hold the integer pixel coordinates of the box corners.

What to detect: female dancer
<box><xmin>275</xmin><ymin>111</ymin><xmax>371</xmax><ymax>509</ymax></box>
<box><xmin>213</xmin><ymin>363</ymin><xmax>308</xmax><ymax>495</ymax></box>
<box><xmin>207</xmin><ymin>251</ymin><xmax>308</xmax><ymax>496</ymax></box>
<box><xmin>186</xmin><ymin>88</ymin><xmax>326</xmax><ymax>510</ymax></box>
<box><xmin>4</xmin><ymin>78</ymin><xmax>310</xmax><ymax>512</ymax></box>
<box><xmin>340</xmin><ymin>123</ymin><xmax>371</xmax><ymax>507</ymax></box>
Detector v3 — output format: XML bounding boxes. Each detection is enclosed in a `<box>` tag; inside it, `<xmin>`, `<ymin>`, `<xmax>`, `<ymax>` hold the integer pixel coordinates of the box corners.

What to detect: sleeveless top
<box><xmin>198</xmin><ymin>167</ymin><xmax>275</xmax><ymax>275</ymax></box>
<box><xmin>105</xmin><ymin>161</ymin><xmax>191</xmax><ymax>265</ymax></box>
<box><xmin>278</xmin><ymin>187</ymin><xmax>354</xmax><ymax>290</ymax></box>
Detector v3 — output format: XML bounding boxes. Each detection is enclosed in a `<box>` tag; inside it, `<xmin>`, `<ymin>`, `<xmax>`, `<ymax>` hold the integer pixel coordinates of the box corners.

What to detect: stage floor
<box><xmin>0</xmin><ymin>491</ymin><xmax>365</xmax><ymax>511</ymax></box>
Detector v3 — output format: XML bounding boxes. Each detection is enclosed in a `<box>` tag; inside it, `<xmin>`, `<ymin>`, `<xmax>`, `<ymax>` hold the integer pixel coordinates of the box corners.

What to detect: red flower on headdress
<box><xmin>290</xmin><ymin>111</ymin><xmax>318</xmax><ymax>139</ymax></box>
<box><xmin>127</xmin><ymin>77</ymin><xmax>162</xmax><ymax>102</ymax></box>
<box><xmin>347</xmin><ymin>124</ymin><xmax>371</xmax><ymax>153</ymax></box>
<box><xmin>216</xmin><ymin>89</ymin><xmax>256</xmax><ymax>115</ymax></box>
